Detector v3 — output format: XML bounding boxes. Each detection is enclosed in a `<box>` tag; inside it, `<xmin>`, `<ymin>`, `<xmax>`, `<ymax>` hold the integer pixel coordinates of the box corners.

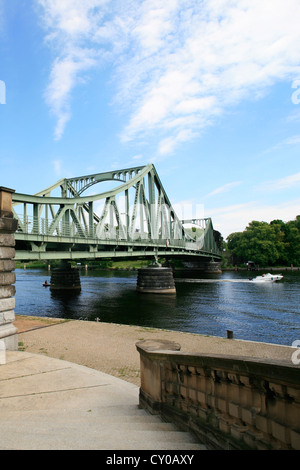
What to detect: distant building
<box><xmin>247</xmin><ymin>261</ymin><xmax>257</xmax><ymax>271</ymax></box>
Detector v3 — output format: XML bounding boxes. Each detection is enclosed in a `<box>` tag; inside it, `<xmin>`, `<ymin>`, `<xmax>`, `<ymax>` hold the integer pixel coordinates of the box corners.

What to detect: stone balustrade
<box><xmin>136</xmin><ymin>339</ymin><xmax>300</xmax><ymax>450</ymax></box>
<box><xmin>0</xmin><ymin>187</ymin><xmax>18</xmax><ymax>351</ymax></box>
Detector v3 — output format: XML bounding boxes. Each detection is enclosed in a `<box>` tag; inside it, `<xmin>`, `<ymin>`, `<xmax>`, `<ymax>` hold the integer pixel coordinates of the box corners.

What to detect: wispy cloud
<box><xmin>45</xmin><ymin>51</ymin><xmax>97</xmax><ymax>140</ymax></box>
<box><xmin>256</xmin><ymin>172</ymin><xmax>300</xmax><ymax>191</ymax></box>
<box><xmin>131</xmin><ymin>154</ymin><xmax>143</xmax><ymax>161</ymax></box>
<box><xmin>52</xmin><ymin>159</ymin><xmax>63</xmax><ymax>176</ymax></box>
<box><xmin>204</xmin><ymin>181</ymin><xmax>242</xmax><ymax>199</ymax></box>
<box><xmin>37</xmin><ymin>0</ymin><xmax>300</xmax><ymax>153</ymax></box>
<box><xmin>287</xmin><ymin>110</ymin><xmax>300</xmax><ymax>123</ymax></box>
<box><xmin>284</xmin><ymin>135</ymin><xmax>300</xmax><ymax>146</ymax></box>
<box><xmin>37</xmin><ymin>0</ymin><xmax>107</xmax><ymax>139</ymax></box>
<box><xmin>209</xmin><ymin>198</ymin><xmax>300</xmax><ymax>238</ymax></box>
<box><xmin>261</xmin><ymin>133</ymin><xmax>300</xmax><ymax>155</ymax></box>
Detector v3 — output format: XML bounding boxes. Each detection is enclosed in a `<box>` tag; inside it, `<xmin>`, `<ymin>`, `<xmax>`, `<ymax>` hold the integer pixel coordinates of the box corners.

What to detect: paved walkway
<box><xmin>1</xmin><ymin>317</ymin><xmax>296</xmax><ymax>450</ymax></box>
<box><xmin>0</xmin><ymin>351</ymin><xmax>205</xmax><ymax>450</ymax></box>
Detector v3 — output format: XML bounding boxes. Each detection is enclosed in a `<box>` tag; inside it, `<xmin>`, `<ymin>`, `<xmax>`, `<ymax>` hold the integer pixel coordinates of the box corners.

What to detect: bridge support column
<box><xmin>204</xmin><ymin>261</ymin><xmax>222</xmax><ymax>274</ymax></box>
<box><xmin>178</xmin><ymin>260</ymin><xmax>222</xmax><ymax>276</ymax></box>
<box><xmin>0</xmin><ymin>187</ymin><xmax>18</xmax><ymax>351</ymax></box>
<box><xmin>137</xmin><ymin>266</ymin><xmax>176</xmax><ymax>294</ymax></box>
<box><xmin>50</xmin><ymin>261</ymin><xmax>81</xmax><ymax>291</ymax></box>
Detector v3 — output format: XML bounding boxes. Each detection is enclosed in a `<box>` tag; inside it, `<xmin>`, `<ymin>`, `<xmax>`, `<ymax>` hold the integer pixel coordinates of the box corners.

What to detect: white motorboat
<box><xmin>250</xmin><ymin>273</ymin><xmax>283</xmax><ymax>283</ymax></box>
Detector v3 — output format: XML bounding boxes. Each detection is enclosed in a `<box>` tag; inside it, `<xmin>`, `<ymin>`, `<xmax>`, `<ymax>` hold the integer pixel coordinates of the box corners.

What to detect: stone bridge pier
<box><xmin>174</xmin><ymin>260</ymin><xmax>222</xmax><ymax>278</ymax></box>
<box><xmin>0</xmin><ymin>187</ymin><xmax>18</xmax><ymax>351</ymax></box>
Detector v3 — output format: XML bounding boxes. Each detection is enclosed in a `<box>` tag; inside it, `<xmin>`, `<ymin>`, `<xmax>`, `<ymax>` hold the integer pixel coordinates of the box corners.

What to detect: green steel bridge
<box><xmin>12</xmin><ymin>163</ymin><xmax>222</xmax><ymax>263</ymax></box>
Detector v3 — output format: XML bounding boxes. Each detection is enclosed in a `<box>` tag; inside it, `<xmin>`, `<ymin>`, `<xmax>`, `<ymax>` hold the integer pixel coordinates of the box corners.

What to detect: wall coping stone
<box><xmin>136</xmin><ymin>339</ymin><xmax>300</xmax><ymax>450</ymax></box>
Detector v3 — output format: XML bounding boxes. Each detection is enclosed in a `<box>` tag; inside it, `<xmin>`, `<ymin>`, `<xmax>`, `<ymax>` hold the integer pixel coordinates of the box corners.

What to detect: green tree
<box><xmin>284</xmin><ymin>216</ymin><xmax>300</xmax><ymax>265</ymax></box>
<box><xmin>269</xmin><ymin>219</ymin><xmax>288</xmax><ymax>264</ymax></box>
<box><xmin>226</xmin><ymin>216</ymin><xmax>300</xmax><ymax>266</ymax></box>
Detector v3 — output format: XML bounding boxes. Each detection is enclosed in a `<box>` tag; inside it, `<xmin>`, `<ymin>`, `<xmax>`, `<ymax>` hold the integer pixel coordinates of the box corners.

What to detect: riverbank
<box><xmin>15</xmin><ymin>260</ymin><xmax>300</xmax><ymax>272</ymax></box>
<box><xmin>15</xmin><ymin>315</ymin><xmax>296</xmax><ymax>386</ymax></box>
<box><xmin>223</xmin><ymin>266</ymin><xmax>300</xmax><ymax>271</ymax></box>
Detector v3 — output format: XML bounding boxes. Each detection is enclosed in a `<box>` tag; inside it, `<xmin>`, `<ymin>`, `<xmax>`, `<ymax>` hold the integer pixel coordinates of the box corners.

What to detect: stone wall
<box><xmin>136</xmin><ymin>340</ymin><xmax>300</xmax><ymax>450</ymax></box>
<box><xmin>136</xmin><ymin>267</ymin><xmax>176</xmax><ymax>294</ymax></box>
<box><xmin>0</xmin><ymin>187</ymin><xmax>18</xmax><ymax>350</ymax></box>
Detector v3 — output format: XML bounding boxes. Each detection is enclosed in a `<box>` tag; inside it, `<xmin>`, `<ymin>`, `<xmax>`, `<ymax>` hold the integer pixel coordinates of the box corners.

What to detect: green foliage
<box><xmin>227</xmin><ymin>216</ymin><xmax>300</xmax><ymax>266</ymax></box>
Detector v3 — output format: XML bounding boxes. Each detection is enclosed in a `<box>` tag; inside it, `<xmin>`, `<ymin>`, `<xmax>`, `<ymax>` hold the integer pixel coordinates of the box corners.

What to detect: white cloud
<box><xmin>209</xmin><ymin>198</ymin><xmax>300</xmax><ymax>238</ymax></box>
<box><xmin>37</xmin><ymin>0</ymin><xmax>108</xmax><ymax>37</ymax></box>
<box><xmin>256</xmin><ymin>172</ymin><xmax>300</xmax><ymax>191</ymax></box>
<box><xmin>131</xmin><ymin>154</ymin><xmax>143</xmax><ymax>161</ymax></box>
<box><xmin>119</xmin><ymin>0</ymin><xmax>300</xmax><ymax>153</ymax></box>
<box><xmin>287</xmin><ymin>110</ymin><xmax>300</xmax><ymax>123</ymax></box>
<box><xmin>284</xmin><ymin>135</ymin><xmax>300</xmax><ymax>146</ymax></box>
<box><xmin>262</xmin><ymin>133</ymin><xmax>300</xmax><ymax>154</ymax></box>
<box><xmin>37</xmin><ymin>0</ymin><xmax>300</xmax><ymax>150</ymax></box>
<box><xmin>52</xmin><ymin>159</ymin><xmax>63</xmax><ymax>176</ymax></box>
<box><xmin>37</xmin><ymin>0</ymin><xmax>107</xmax><ymax>139</ymax></box>
<box><xmin>205</xmin><ymin>181</ymin><xmax>242</xmax><ymax>198</ymax></box>
<box><xmin>45</xmin><ymin>50</ymin><xmax>97</xmax><ymax>139</ymax></box>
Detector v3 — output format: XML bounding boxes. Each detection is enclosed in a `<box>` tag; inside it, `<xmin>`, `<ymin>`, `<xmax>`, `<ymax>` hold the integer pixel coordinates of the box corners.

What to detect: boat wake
<box><xmin>176</xmin><ymin>278</ymin><xmax>253</xmax><ymax>283</ymax></box>
<box><xmin>176</xmin><ymin>278</ymin><xmax>282</xmax><ymax>284</ymax></box>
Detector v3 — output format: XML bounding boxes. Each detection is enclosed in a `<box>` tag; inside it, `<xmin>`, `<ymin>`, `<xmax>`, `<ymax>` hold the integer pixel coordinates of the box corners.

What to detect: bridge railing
<box><xmin>14</xmin><ymin>210</ymin><xmax>222</xmax><ymax>258</ymax></box>
<box><xmin>15</xmin><ymin>214</ymin><xmax>82</xmax><ymax>239</ymax></box>
<box><xmin>14</xmin><ymin>213</ymin><xmax>216</xmax><ymax>252</ymax></box>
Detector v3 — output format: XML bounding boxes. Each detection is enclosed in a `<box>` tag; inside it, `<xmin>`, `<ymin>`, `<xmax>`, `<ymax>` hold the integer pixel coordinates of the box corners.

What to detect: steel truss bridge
<box><xmin>12</xmin><ymin>163</ymin><xmax>222</xmax><ymax>263</ymax></box>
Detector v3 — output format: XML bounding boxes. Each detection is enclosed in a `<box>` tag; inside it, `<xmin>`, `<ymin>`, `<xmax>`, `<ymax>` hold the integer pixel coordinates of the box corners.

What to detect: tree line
<box><xmin>225</xmin><ymin>216</ymin><xmax>300</xmax><ymax>267</ymax></box>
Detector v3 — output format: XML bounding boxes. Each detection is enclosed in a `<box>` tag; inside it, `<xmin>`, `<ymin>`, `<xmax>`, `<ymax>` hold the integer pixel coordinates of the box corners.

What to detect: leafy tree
<box><xmin>284</xmin><ymin>216</ymin><xmax>300</xmax><ymax>265</ymax></box>
<box><xmin>226</xmin><ymin>216</ymin><xmax>300</xmax><ymax>266</ymax></box>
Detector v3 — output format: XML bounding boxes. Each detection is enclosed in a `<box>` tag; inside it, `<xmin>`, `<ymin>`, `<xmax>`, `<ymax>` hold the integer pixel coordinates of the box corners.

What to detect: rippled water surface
<box><xmin>15</xmin><ymin>269</ymin><xmax>300</xmax><ymax>346</ymax></box>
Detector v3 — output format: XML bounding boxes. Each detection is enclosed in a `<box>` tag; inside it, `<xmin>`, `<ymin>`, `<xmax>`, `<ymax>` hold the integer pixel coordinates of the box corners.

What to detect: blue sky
<box><xmin>0</xmin><ymin>0</ymin><xmax>300</xmax><ymax>238</ymax></box>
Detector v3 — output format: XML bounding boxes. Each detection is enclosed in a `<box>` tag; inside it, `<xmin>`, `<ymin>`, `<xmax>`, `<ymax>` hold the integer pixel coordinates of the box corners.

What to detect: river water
<box><xmin>14</xmin><ymin>268</ymin><xmax>300</xmax><ymax>347</ymax></box>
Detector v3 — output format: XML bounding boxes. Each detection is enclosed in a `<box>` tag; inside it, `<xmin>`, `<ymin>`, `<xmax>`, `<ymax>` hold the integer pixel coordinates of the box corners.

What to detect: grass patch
<box><xmin>39</xmin><ymin>348</ymin><xmax>48</xmax><ymax>355</ymax></box>
<box><xmin>115</xmin><ymin>366</ymin><xmax>140</xmax><ymax>378</ymax></box>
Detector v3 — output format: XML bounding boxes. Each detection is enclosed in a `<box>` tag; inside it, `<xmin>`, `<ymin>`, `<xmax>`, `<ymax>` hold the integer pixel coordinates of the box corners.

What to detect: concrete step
<box><xmin>0</xmin><ymin>352</ymin><xmax>207</xmax><ymax>450</ymax></box>
<box><xmin>1</xmin><ymin>423</ymin><xmax>205</xmax><ymax>450</ymax></box>
<box><xmin>1</xmin><ymin>413</ymin><xmax>205</xmax><ymax>450</ymax></box>
<box><xmin>1</xmin><ymin>408</ymin><xmax>205</xmax><ymax>450</ymax></box>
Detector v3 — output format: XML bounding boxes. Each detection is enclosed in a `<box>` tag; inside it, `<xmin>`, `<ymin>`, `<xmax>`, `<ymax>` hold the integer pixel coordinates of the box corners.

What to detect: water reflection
<box><xmin>50</xmin><ymin>290</ymin><xmax>82</xmax><ymax>320</ymax></box>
